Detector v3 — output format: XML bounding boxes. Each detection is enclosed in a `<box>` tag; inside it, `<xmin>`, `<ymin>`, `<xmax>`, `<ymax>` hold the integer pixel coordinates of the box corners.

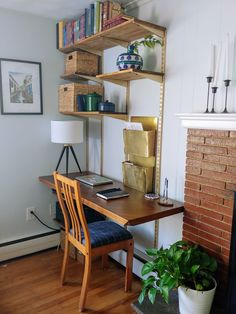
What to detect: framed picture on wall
<box><xmin>0</xmin><ymin>58</ymin><xmax>43</xmax><ymax>114</ymax></box>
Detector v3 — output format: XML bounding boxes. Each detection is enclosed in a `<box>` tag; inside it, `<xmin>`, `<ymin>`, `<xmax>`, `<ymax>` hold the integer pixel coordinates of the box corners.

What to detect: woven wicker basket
<box><xmin>59</xmin><ymin>83</ymin><xmax>103</xmax><ymax>112</ymax></box>
<box><xmin>65</xmin><ymin>51</ymin><xmax>99</xmax><ymax>76</ymax></box>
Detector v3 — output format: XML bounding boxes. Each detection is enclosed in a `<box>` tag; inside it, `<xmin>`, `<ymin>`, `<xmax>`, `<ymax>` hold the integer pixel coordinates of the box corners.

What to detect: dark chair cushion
<box><xmin>82</xmin><ymin>221</ymin><xmax>133</xmax><ymax>248</ymax></box>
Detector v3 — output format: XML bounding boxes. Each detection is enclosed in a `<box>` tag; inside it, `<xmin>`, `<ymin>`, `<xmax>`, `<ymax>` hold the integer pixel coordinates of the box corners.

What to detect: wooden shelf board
<box><xmin>60</xmin><ymin>73</ymin><xmax>102</xmax><ymax>84</ymax></box>
<box><xmin>61</xmin><ymin>111</ymin><xmax>129</xmax><ymax>121</ymax></box>
<box><xmin>59</xmin><ymin>16</ymin><xmax>166</xmax><ymax>54</ymax></box>
<box><xmin>96</xmin><ymin>69</ymin><xmax>164</xmax><ymax>86</ymax></box>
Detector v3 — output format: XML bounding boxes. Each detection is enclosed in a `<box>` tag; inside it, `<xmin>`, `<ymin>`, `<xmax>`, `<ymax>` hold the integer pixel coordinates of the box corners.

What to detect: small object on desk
<box><xmin>75</xmin><ymin>174</ymin><xmax>113</xmax><ymax>186</ymax></box>
<box><xmin>96</xmin><ymin>188</ymin><xmax>129</xmax><ymax>200</ymax></box>
<box><xmin>158</xmin><ymin>177</ymin><xmax>173</xmax><ymax>207</ymax></box>
<box><xmin>144</xmin><ymin>193</ymin><xmax>159</xmax><ymax>200</ymax></box>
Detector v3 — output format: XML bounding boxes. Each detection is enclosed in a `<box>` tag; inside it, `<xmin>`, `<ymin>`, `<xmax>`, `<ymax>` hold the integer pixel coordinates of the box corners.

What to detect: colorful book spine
<box><xmin>94</xmin><ymin>1</ymin><xmax>100</xmax><ymax>34</ymax></box>
<box><xmin>74</xmin><ymin>19</ymin><xmax>80</xmax><ymax>43</ymax></box>
<box><xmin>99</xmin><ymin>2</ymin><xmax>103</xmax><ymax>32</ymax></box>
<box><xmin>58</xmin><ymin>20</ymin><xmax>65</xmax><ymax>49</ymax></box>
<box><xmin>63</xmin><ymin>23</ymin><xmax>67</xmax><ymax>46</ymax></box>
<box><xmin>66</xmin><ymin>21</ymin><xmax>74</xmax><ymax>46</ymax></box>
<box><xmin>102</xmin><ymin>1</ymin><xmax>111</xmax><ymax>30</ymax></box>
<box><xmin>90</xmin><ymin>3</ymin><xmax>94</xmax><ymax>36</ymax></box>
<box><xmin>80</xmin><ymin>14</ymin><xmax>86</xmax><ymax>39</ymax></box>
<box><xmin>85</xmin><ymin>8</ymin><xmax>90</xmax><ymax>37</ymax></box>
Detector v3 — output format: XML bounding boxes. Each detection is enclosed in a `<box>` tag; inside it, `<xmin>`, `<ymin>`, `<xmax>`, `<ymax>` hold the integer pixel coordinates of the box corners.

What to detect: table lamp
<box><xmin>51</xmin><ymin>120</ymin><xmax>83</xmax><ymax>176</ymax></box>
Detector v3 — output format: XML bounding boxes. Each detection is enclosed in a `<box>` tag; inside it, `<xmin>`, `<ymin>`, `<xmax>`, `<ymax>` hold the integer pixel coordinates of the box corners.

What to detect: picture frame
<box><xmin>0</xmin><ymin>58</ymin><xmax>43</xmax><ymax>115</ymax></box>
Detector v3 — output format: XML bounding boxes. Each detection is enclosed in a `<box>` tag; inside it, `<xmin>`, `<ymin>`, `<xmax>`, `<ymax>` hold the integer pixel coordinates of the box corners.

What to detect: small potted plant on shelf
<box><xmin>116</xmin><ymin>35</ymin><xmax>162</xmax><ymax>71</ymax></box>
<box><xmin>139</xmin><ymin>240</ymin><xmax>217</xmax><ymax>314</ymax></box>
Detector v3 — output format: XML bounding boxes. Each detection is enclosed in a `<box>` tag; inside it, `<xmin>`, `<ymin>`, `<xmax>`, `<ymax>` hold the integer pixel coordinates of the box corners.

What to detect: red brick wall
<box><xmin>183</xmin><ymin>129</ymin><xmax>236</xmax><ymax>299</ymax></box>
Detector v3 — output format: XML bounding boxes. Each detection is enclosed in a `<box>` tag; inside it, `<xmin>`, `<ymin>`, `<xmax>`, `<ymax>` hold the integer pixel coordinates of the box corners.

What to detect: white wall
<box><xmin>100</xmin><ymin>0</ymin><xmax>236</xmax><ymax>253</ymax></box>
<box><xmin>0</xmin><ymin>8</ymin><xmax>86</xmax><ymax>244</ymax></box>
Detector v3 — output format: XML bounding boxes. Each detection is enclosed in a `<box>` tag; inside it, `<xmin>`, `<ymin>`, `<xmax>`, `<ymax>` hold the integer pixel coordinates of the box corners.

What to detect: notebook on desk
<box><xmin>75</xmin><ymin>174</ymin><xmax>113</xmax><ymax>186</ymax></box>
<box><xmin>96</xmin><ymin>188</ymin><xmax>129</xmax><ymax>200</ymax></box>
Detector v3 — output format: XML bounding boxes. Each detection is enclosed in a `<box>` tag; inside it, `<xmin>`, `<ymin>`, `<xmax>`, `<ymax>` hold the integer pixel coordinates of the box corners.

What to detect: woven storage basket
<box><xmin>59</xmin><ymin>83</ymin><xmax>103</xmax><ymax>112</ymax></box>
<box><xmin>65</xmin><ymin>51</ymin><xmax>99</xmax><ymax>76</ymax></box>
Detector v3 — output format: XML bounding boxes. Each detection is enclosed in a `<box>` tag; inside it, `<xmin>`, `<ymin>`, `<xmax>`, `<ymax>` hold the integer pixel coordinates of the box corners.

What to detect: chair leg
<box><xmin>125</xmin><ymin>239</ymin><xmax>134</xmax><ymax>292</ymax></box>
<box><xmin>79</xmin><ymin>254</ymin><xmax>91</xmax><ymax>312</ymax></box>
<box><xmin>61</xmin><ymin>237</ymin><xmax>70</xmax><ymax>285</ymax></box>
<box><xmin>102</xmin><ymin>254</ymin><xmax>109</xmax><ymax>269</ymax></box>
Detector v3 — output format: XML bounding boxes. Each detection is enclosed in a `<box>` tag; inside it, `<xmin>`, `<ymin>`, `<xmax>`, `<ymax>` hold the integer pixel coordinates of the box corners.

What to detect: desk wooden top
<box><xmin>39</xmin><ymin>172</ymin><xmax>184</xmax><ymax>226</ymax></box>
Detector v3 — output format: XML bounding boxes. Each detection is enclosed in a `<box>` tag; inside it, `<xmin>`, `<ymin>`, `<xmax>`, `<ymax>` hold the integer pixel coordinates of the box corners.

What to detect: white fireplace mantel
<box><xmin>176</xmin><ymin>113</ymin><xmax>236</xmax><ymax>131</ymax></box>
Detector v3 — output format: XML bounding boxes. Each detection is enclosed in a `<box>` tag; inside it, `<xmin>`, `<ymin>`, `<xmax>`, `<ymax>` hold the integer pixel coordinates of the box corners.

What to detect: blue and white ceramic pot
<box><xmin>116</xmin><ymin>45</ymin><xmax>143</xmax><ymax>71</ymax></box>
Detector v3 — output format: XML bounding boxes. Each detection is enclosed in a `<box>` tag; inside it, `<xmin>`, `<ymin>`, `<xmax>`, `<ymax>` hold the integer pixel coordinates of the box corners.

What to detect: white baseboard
<box><xmin>0</xmin><ymin>232</ymin><xmax>60</xmax><ymax>262</ymax></box>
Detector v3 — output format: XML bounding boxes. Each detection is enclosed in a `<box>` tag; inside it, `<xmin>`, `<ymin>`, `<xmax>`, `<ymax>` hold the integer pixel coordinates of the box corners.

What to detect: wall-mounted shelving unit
<box><xmin>58</xmin><ymin>14</ymin><xmax>167</xmax><ymax>247</ymax></box>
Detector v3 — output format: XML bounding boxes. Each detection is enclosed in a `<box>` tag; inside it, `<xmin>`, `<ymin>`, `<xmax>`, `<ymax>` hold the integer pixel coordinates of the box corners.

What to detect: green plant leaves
<box><xmin>148</xmin><ymin>287</ymin><xmax>157</xmax><ymax>304</ymax></box>
<box><xmin>139</xmin><ymin>241</ymin><xmax>217</xmax><ymax>304</ymax></box>
<box><xmin>191</xmin><ymin>265</ymin><xmax>200</xmax><ymax>274</ymax></box>
<box><xmin>141</xmin><ymin>261</ymin><xmax>155</xmax><ymax>276</ymax></box>
<box><xmin>129</xmin><ymin>35</ymin><xmax>162</xmax><ymax>54</ymax></box>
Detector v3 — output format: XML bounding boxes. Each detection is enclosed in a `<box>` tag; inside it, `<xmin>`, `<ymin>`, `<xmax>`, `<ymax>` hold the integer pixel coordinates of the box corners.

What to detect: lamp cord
<box><xmin>30</xmin><ymin>211</ymin><xmax>60</xmax><ymax>232</ymax></box>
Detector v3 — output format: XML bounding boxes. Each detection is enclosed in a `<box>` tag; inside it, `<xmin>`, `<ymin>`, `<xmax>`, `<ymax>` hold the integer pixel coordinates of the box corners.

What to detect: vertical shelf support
<box><xmin>154</xmin><ymin>30</ymin><xmax>167</xmax><ymax>248</ymax></box>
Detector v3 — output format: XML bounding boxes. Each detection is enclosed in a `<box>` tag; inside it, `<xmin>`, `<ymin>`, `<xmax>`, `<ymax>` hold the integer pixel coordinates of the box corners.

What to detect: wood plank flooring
<box><xmin>0</xmin><ymin>249</ymin><xmax>141</xmax><ymax>314</ymax></box>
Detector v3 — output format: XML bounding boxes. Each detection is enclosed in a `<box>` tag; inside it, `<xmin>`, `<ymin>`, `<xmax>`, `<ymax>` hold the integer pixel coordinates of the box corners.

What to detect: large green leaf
<box><xmin>148</xmin><ymin>287</ymin><xmax>157</xmax><ymax>304</ymax></box>
<box><xmin>141</xmin><ymin>261</ymin><xmax>155</xmax><ymax>276</ymax></box>
<box><xmin>191</xmin><ymin>265</ymin><xmax>200</xmax><ymax>274</ymax></box>
<box><xmin>138</xmin><ymin>289</ymin><xmax>146</xmax><ymax>304</ymax></box>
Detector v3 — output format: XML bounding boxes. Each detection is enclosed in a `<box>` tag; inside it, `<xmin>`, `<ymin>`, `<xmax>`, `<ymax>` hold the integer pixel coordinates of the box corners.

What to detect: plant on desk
<box><xmin>138</xmin><ymin>240</ymin><xmax>217</xmax><ymax>314</ymax></box>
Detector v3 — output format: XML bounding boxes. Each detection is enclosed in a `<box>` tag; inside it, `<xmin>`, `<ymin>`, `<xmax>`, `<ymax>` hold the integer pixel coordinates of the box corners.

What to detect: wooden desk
<box><xmin>39</xmin><ymin>172</ymin><xmax>184</xmax><ymax>226</ymax></box>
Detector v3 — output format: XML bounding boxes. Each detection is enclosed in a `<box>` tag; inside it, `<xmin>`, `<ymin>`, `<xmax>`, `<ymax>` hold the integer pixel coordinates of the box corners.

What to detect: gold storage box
<box><xmin>59</xmin><ymin>83</ymin><xmax>103</xmax><ymax>112</ymax></box>
<box><xmin>65</xmin><ymin>51</ymin><xmax>99</xmax><ymax>76</ymax></box>
<box><xmin>123</xmin><ymin>129</ymin><xmax>156</xmax><ymax>157</ymax></box>
<box><xmin>122</xmin><ymin>162</ymin><xmax>154</xmax><ymax>193</ymax></box>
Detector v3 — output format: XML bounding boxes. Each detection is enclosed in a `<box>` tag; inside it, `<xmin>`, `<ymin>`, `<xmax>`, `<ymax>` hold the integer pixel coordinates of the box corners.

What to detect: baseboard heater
<box><xmin>110</xmin><ymin>247</ymin><xmax>151</xmax><ymax>279</ymax></box>
<box><xmin>0</xmin><ymin>230</ymin><xmax>60</xmax><ymax>262</ymax></box>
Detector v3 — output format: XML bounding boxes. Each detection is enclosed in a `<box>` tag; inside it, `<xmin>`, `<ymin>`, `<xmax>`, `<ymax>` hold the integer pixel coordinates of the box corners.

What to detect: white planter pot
<box><xmin>178</xmin><ymin>280</ymin><xmax>217</xmax><ymax>314</ymax></box>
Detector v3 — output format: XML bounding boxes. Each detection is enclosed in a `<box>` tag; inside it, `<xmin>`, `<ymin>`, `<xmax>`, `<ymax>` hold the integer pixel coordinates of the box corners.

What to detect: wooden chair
<box><xmin>53</xmin><ymin>171</ymin><xmax>134</xmax><ymax>312</ymax></box>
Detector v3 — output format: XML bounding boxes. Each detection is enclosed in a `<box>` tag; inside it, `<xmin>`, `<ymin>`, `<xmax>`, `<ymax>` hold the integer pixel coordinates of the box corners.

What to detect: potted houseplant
<box><xmin>116</xmin><ymin>35</ymin><xmax>162</xmax><ymax>71</ymax></box>
<box><xmin>139</xmin><ymin>240</ymin><xmax>217</xmax><ymax>314</ymax></box>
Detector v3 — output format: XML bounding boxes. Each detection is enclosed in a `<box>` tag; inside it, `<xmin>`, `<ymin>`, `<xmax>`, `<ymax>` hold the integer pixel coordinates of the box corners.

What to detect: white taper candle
<box><xmin>225</xmin><ymin>33</ymin><xmax>230</xmax><ymax>80</ymax></box>
<box><xmin>213</xmin><ymin>42</ymin><xmax>222</xmax><ymax>87</ymax></box>
<box><xmin>208</xmin><ymin>44</ymin><xmax>215</xmax><ymax>77</ymax></box>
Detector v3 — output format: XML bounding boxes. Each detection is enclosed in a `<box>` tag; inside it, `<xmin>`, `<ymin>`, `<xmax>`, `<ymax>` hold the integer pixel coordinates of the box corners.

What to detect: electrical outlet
<box><xmin>26</xmin><ymin>207</ymin><xmax>36</xmax><ymax>221</ymax></box>
<box><xmin>49</xmin><ymin>203</ymin><xmax>56</xmax><ymax>218</ymax></box>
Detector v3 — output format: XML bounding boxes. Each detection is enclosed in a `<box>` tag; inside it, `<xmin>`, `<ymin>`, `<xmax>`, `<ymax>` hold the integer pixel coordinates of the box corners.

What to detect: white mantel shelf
<box><xmin>176</xmin><ymin>113</ymin><xmax>236</xmax><ymax>131</ymax></box>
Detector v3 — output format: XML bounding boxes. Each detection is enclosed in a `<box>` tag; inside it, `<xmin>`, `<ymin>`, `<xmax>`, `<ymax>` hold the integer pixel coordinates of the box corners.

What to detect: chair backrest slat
<box><xmin>54</xmin><ymin>172</ymin><xmax>90</xmax><ymax>251</ymax></box>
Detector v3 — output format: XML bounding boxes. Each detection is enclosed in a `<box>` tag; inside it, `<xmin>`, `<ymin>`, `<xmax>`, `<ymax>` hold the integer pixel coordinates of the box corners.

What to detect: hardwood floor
<box><xmin>0</xmin><ymin>249</ymin><xmax>141</xmax><ymax>314</ymax></box>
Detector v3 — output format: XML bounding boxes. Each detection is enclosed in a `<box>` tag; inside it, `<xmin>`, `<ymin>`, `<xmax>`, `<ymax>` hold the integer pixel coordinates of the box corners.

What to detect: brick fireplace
<box><xmin>183</xmin><ymin>128</ymin><xmax>236</xmax><ymax>307</ymax></box>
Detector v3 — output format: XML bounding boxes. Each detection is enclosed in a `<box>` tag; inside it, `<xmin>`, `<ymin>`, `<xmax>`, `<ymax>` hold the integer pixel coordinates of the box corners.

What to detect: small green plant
<box><xmin>138</xmin><ymin>240</ymin><xmax>217</xmax><ymax>305</ymax></box>
<box><xmin>129</xmin><ymin>35</ymin><xmax>162</xmax><ymax>54</ymax></box>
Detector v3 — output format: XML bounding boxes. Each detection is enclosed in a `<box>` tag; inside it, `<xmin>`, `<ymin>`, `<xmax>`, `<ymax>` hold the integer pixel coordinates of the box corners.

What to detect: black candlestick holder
<box><xmin>211</xmin><ymin>86</ymin><xmax>218</xmax><ymax>113</ymax></box>
<box><xmin>205</xmin><ymin>76</ymin><xmax>213</xmax><ymax>113</ymax></box>
<box><xmin>222</xmin><ymin>79</ymin><xmax>231</xmax><ymax>113</ymax></box>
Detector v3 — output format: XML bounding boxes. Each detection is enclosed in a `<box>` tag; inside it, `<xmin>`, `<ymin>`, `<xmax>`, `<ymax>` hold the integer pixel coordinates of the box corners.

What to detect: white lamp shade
<box><xmin>51</xmin><ymin>120</ymin><xmax>83</xmax><ymax>144</ymax></box>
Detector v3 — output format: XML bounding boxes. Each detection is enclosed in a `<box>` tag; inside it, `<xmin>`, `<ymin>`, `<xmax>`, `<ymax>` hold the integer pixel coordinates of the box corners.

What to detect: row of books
<box><xmin>57</xmin><ymin>1</ymin><xmax>124</xmax><ymax>49</ymax></box>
